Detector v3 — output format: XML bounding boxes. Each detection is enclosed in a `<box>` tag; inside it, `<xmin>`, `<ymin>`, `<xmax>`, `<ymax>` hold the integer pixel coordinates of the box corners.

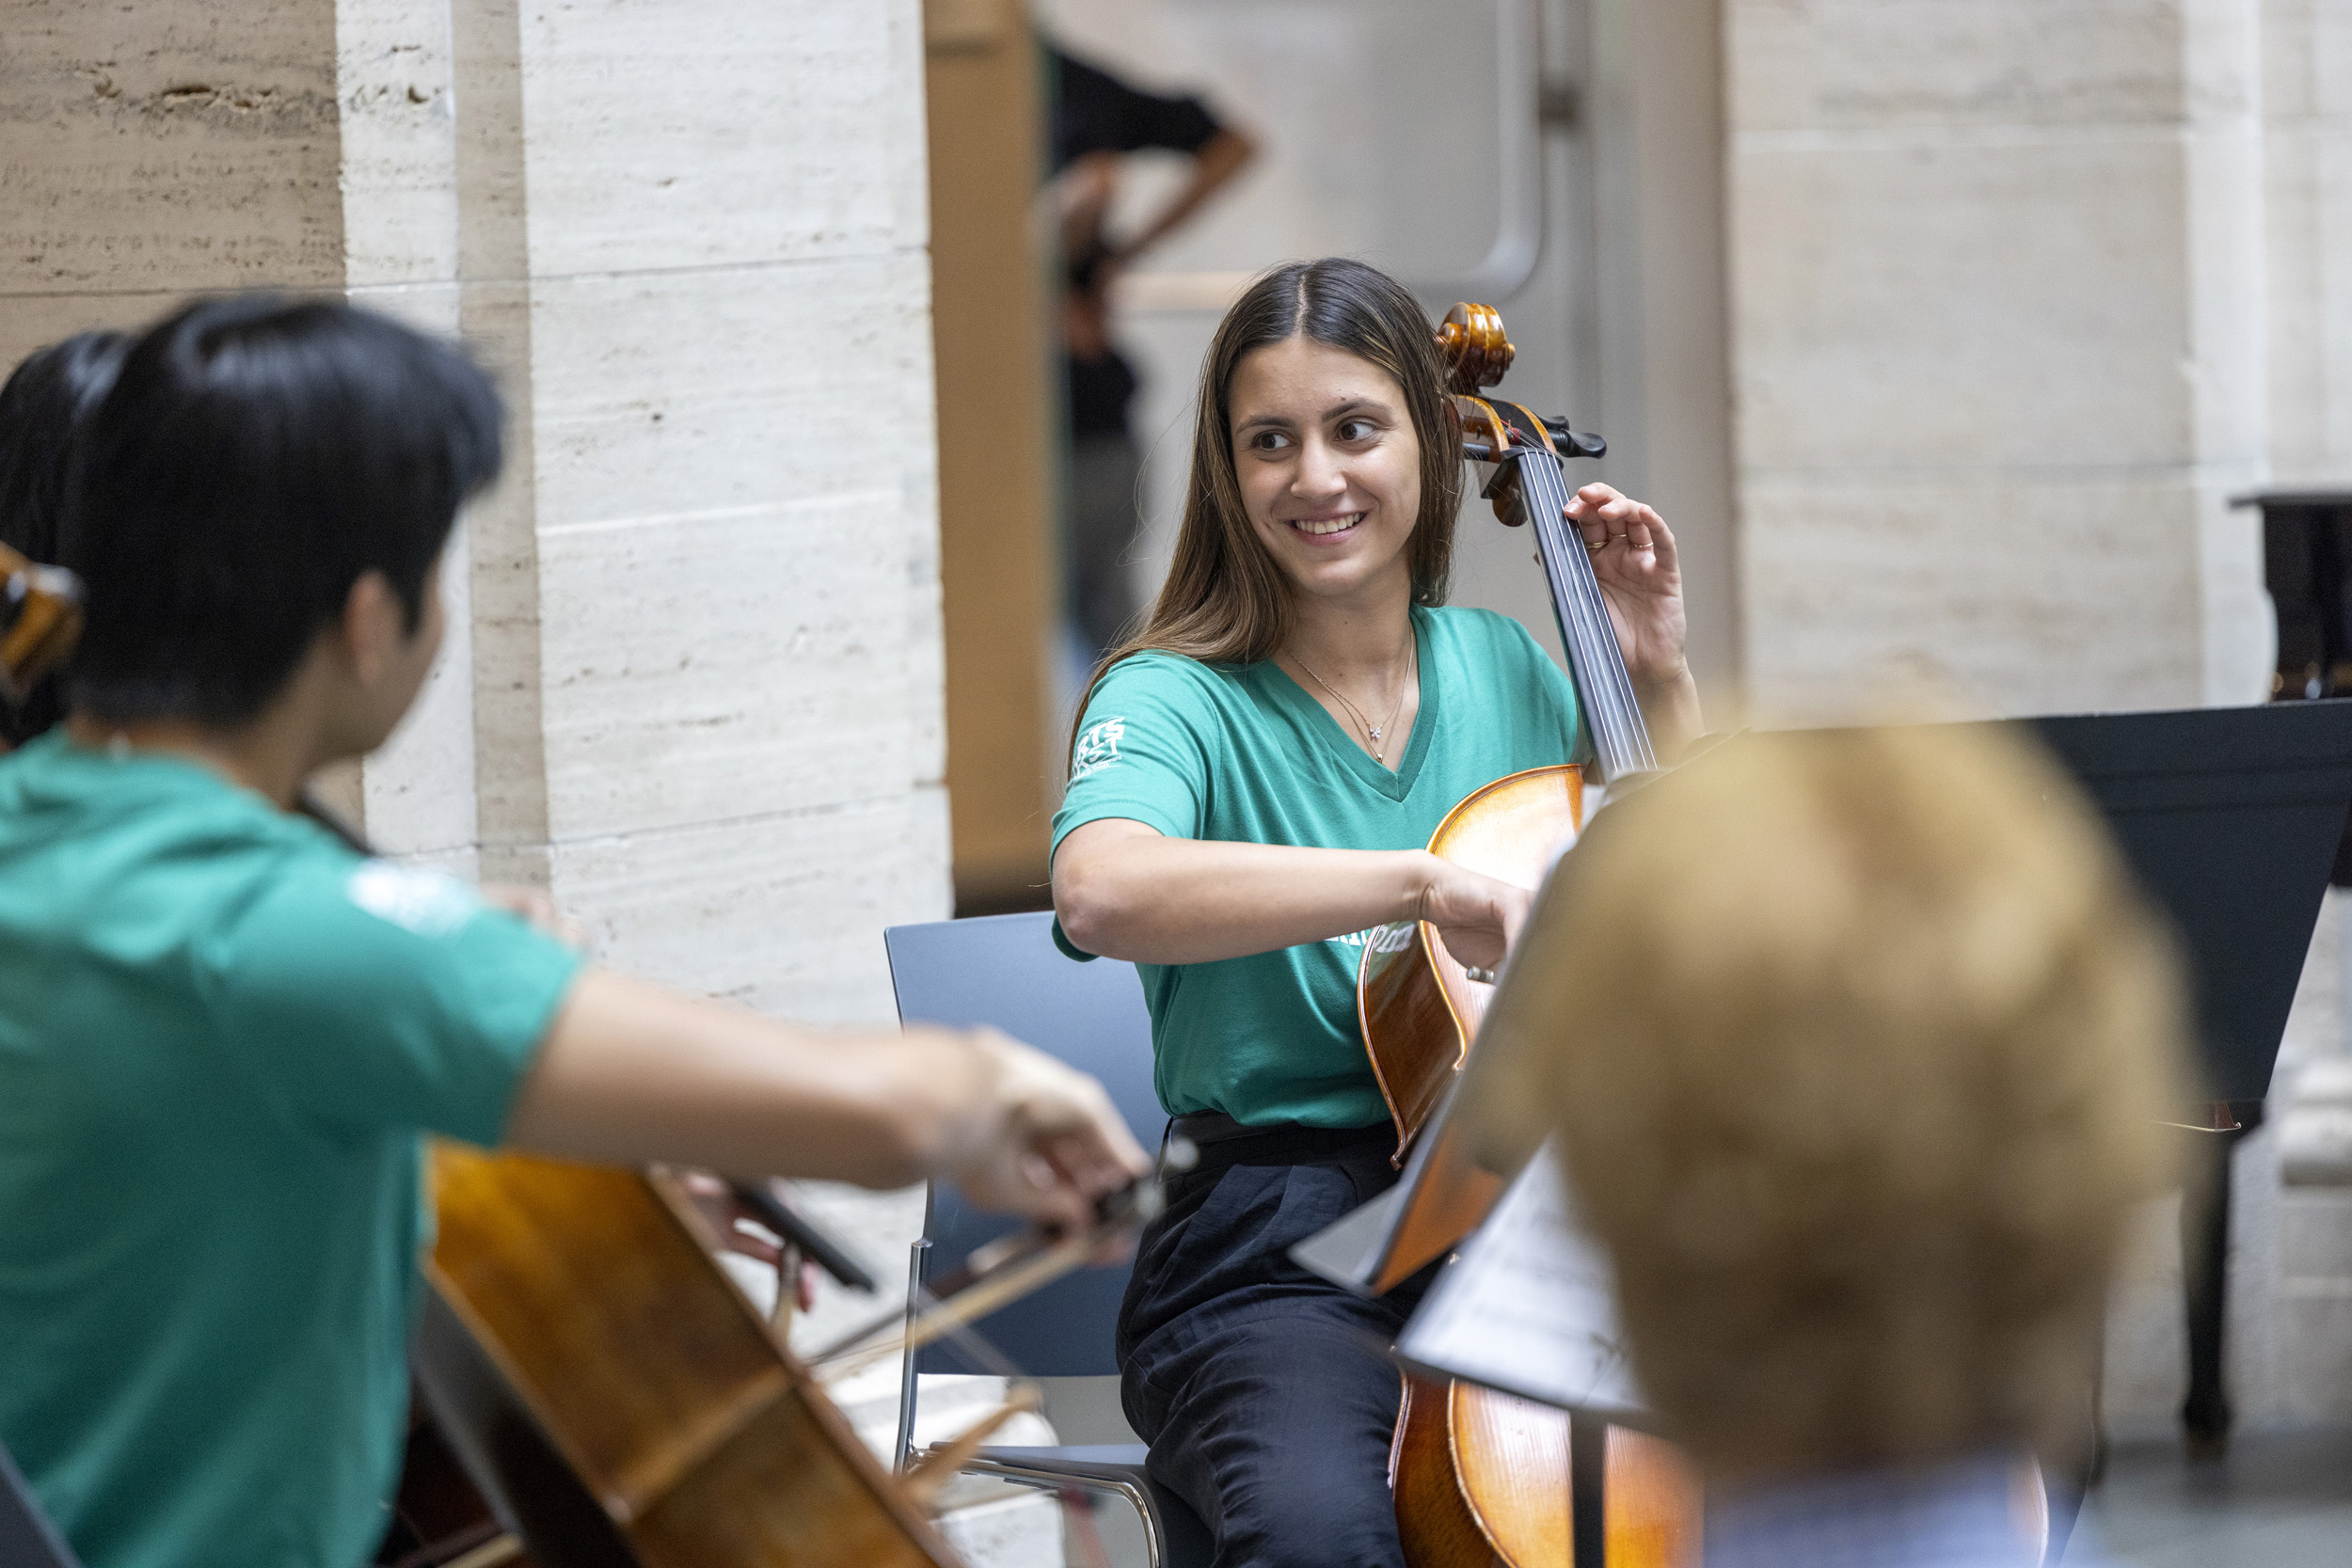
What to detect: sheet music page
<box><xmin>1393</xmin><ymin>1142</ymin><xmax>1647</xmax><ymax>1419</ymax></box>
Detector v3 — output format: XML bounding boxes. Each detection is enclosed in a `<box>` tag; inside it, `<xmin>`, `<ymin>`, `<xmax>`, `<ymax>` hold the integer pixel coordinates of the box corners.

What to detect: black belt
<box><xmin>1167</xmin><ymin>1111</ymin><xmax>1396</xmax><ymax>1167</ymax></box>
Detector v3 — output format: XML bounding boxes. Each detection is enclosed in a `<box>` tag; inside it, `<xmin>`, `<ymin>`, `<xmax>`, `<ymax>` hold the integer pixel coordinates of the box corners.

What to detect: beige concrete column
<box><xmin>1726</xmin><ymin>0</ymin><xmax>2273</xmax><ymax>721</ymax></box>
<box><xmin>461</xmin><ymin>1</ymin><xmax>951</xmax><ymax>1023</ymax></box>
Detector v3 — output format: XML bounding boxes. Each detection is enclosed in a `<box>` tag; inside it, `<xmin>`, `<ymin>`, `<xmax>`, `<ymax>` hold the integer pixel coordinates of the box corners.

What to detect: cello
<box><xmin>408</xmin><ymin>1142</ymin><xmax>1184</xmax><ymax>1567</ymax></box>
<box><xmin>1359</xmin><ymin>306</ymin><xmax>1702</xmax><ymax>1568</ymax></box>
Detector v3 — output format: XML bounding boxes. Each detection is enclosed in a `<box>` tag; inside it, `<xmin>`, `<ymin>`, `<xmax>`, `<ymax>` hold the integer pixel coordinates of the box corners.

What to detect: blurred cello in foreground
<box><xmin>1359</xmin><ymin>306</ymin><xmax>1701</xmax><ymax>1568</ymax></box>
<box><xmin>410</xmin><ymin>1150</ymin><xmax>967</xmax><ymax>1568</ymax></box>
<box><xmin>409</xmin><ymin>1144</ymin><xmax>1179</xmax><ymax>1568</ymax></box>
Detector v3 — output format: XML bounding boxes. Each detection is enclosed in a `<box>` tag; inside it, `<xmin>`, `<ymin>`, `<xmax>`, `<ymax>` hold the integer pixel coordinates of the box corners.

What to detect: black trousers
<box><xmin>1118</xmin><ymin>1121</ymin><xmax>1430</xmax><ymax>1568</ymax></box>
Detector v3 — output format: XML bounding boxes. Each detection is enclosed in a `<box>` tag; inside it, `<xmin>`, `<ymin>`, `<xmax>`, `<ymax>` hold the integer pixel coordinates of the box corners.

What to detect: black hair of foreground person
<box><xmin>62</xmin><ymin>295</ymin><xmax>501</xmax><ymax>727</ymax></box>
<box><xmin>0</xmin><ymin>331</ymin><xmax>129</xmax><ymax>747</ymax></box>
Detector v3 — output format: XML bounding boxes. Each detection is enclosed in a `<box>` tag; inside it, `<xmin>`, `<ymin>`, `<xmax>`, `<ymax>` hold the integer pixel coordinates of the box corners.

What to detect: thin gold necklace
<box><xmin>1294</xmin><ymin>633</ymin><xmax>1416</xmax><ymax>765</ymax></box>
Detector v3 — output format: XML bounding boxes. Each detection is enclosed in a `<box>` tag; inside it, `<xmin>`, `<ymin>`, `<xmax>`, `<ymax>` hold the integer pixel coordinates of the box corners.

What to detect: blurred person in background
<box><xmin>1049</xmin><ymin>39</ymin><xmax>1254</xmax><ymax>662</ymax></box>
<box><xmin>0</xmin><ymin>331</ymin><xmax>129</xmax><ymax>752</ymax></box>
<box><xmin>1470</xmin><ymin>721</ymin><xmax>2191</xmax><ymax>1568</ymax></box>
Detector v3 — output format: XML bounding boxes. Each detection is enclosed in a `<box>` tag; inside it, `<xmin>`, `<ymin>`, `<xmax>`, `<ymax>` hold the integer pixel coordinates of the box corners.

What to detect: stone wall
<box><xmin>1723</xmin><ymin>0</ymin><xmax>2352</xmax><ymax>1437</ymax></box>
<box><xmin>1726</xmin><ymin>0</ymin><xmax>2273</xmax><ymax>722</ymax></box>
<box><xmin>2261</xmin><ymin>0</ymin><xmax>2352</xmax><ymax>490</ymax></box>
<box><xmin>4</xmin><ymin>0</ymin><xmax>949</xmax><ymax>1017</ymax></box>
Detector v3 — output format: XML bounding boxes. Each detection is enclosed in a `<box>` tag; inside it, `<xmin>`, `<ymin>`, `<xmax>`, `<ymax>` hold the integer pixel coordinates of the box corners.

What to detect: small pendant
<box><xmin>1369</xmin><ymin>726</ymin><xmax>1383</xmax><ymax>740</ymax></box>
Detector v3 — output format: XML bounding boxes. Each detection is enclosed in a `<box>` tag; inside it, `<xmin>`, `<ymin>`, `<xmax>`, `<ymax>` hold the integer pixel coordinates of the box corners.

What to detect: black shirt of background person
<box><xmin>1050</xmin><ymin>47</ymin><xmax>1224</xmax><ymax>438</ymax></box>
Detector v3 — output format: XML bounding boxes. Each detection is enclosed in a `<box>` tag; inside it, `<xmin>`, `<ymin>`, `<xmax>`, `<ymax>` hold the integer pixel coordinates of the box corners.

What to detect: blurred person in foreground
<box><xmin>0</xmin><ymin>331</ymin><xmax>129</xmax><ymax>752</ymax></box>
<box><xmin>0</xmin><ymin>293</ymin><xmax>1148</xmax><ymax>1568</ymax></box>
<box><xmin>1469</xmin><ymin>721</ymin><xmax>2190</xmax><ymax>1568</ymax></box>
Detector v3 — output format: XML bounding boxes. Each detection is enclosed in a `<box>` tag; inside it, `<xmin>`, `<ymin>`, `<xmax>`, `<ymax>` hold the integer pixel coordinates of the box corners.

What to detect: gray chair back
<box><xmin>882</xmin><ymin>910</ymin><xmax>1161</xmax><ymax>1376</ymax></box>
<box><xmin>0</xmin><ymin>1442</ymin><xmax>81</xmax><ymax>1568</ymax></box>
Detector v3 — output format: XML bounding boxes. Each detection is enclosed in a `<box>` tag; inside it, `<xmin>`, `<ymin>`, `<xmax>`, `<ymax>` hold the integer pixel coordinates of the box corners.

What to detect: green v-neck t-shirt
<box><xmin>1050</xmin><ymin>605</ymin><xmax>1582</xmax><ymax>1129</ymax></box>
<box><xmin>0</xmin><ymin>733</ymin><xmax>583</xmax><ymax>1568</ymax></box>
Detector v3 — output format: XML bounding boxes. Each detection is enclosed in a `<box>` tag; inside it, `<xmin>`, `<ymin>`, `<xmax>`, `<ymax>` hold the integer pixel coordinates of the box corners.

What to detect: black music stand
<box><xmin>2010</xmin><ymin>700</ymin><xmax>2352</xmax><ymax>1451</ymax></box>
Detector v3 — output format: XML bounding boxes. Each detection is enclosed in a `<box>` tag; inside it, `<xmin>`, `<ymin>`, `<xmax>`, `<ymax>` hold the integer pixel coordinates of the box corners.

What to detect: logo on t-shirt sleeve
<box><xmin>345</xmin><ymin>861</ymin><xmax>482</xmax><ymax>939</ymax></box>
<box><xmin>1070</xmin><ymin>718</ymin><xmax>1127</xmax><ymax>782</ymax></box>
<box><xmin>1332</xmin><ymin>922</ymin><xmax>1418</xmax><ymax>954</ymax></box>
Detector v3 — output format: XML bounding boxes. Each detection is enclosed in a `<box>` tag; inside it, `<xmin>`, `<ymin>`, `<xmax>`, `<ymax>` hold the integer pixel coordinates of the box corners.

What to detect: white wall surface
<box><xmin>1725</xmin><ymin>0</ymin><xmax>2275</xmax><ymax>722</ymax></box>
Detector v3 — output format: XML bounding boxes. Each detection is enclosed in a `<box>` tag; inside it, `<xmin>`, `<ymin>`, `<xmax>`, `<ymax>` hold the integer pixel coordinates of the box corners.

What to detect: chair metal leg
<box><xmin>895</xmin><ymin>1239</ymin><xmax>930</xmax><ymax>1475</ymax></box>
<box><xmin>947</xmin><ymin>1457</ymin><xmax>1168</xmax><ymax>1568</ymax></box>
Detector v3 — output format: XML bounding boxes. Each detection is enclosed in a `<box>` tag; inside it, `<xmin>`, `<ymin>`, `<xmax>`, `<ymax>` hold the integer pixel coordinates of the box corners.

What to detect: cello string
<box><xmin>1520</xmin><ymin>452</ymin><xmax>1629</xmax><ymax>767</ymax></box>
<box><xmin>1550</xmin><ymin>467</ymin><xmax>1657</xmax><ymax>773</ymax></box>
<box><xmin>1533</xmin><ymin>441</ymin><xmax>1657</xmax><ymax>772</ymax></box>
<box><xmin>1518</xmin><ymin>447</ymin><xmax>1653</xmax><ymax>775</ymax></box>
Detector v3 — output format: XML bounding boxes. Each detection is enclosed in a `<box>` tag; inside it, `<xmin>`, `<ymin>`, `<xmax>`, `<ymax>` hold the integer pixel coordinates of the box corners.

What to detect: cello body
<box><xmin>1391</xmin><ymin>1378</ymin><xmax>1699</xmax><ymax>1568</ymax></box>
<box><xmin>417</xmin><ymin>1144</ymin><xmax>961</xmax><ymax>1568</ymax></box>
<box><xmin>1359</xmin><ymin>765</ymin><xmax>1583</xmax><ymax>1164</ymax></box>
<box><xmin>1359</xmin><ymin>773</ymin><xmax>1704</xmax><ymax>1568</ymax></box>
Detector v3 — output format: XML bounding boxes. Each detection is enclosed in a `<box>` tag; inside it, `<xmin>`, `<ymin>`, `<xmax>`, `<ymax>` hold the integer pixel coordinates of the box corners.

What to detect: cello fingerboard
<box><xmin>1490</xmin><ymin>408</ymin><xmax>1657</xmax><ymax>784</ymax></box>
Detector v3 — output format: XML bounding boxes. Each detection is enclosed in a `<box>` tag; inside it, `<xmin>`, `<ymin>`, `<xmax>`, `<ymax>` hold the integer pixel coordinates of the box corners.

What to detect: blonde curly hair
<box><xmin>1468</xmin><ymin>721</ymin><xmax>2189</xmax><ymax>1481</ymax></box>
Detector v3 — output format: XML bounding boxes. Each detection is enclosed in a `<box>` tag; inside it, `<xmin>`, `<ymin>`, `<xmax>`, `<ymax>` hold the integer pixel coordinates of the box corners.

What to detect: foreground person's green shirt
<box><xmin>1051</xmin><ymin>605</ymin><xmax>1582</xmax><ymax>1129</ymax></box>
<box><xmin>0</xmin><ymin>732</ymin><xmax>582</xmax><ymax>1568</ymax></box>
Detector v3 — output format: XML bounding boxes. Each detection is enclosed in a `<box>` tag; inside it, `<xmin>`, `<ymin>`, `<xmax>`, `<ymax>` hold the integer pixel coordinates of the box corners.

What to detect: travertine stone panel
<box><xmin>3</xmin><ymin>0</ymin><xmax>952</xmax><ymax>1007</ymax></box>
<box><xmin>447</xmin><ymin>0</ymin><xmax>551</xmax><ymax>887</ymax></box>
<box><xmin>523</xmin><ymin>259</ymin><xmax>936</xmax><ymax>533</ymax></box>
<box><xmin>337</xmin><ymin>0</ymin><xmax>472</xmax><ymax>855</ymax></box>
<box><xmin>1727</xmin><ymin>0</ymin><xmax>2270</xmax><ymax>719</ymax></box>
<box><xmin>1741</xmin><ymin>477</ymin><xmax>2206</xmax><ymax>714</ymax></box>
<box><xmin>550</xmin><ymin>788</ymin><xmax>952</xmax><ymax>1025</ymax></box>
<box><xmin>1733</xmin><ymin>139</ymin><xmax>2200</xmax><ymax>471</ymax></box>
<box><xmin>1732</xmin><ymin>1</ymin><xmax>2201</xmax><ymax>130</ymax></box>
<box><xmin>538</xmin><ymin>490</ymin><xmax>918</xmax><ymax>840</ymax></box>
<box><xmin>524</xmin><ymin>256</ymin><xmax>940</xmax><ymax>842</ymax></box>
<box><xmin>0</xmin><ymin>1</ymin><xmax>346</xmax><ymax>293</ymax></box>
<box><xmin>333</xmin><ymin>0</ymin><xmax>460</xmax><ymax>288</ymax></box>
<box><xmin>513</xmin><ymin>0</ymin><xmax>929</xmax><ymax>277</ymax></box>
<box><xmin>2261</xmin><ymin>0</ymin><xmax>2352</xmax><ymax>483</ymax></box>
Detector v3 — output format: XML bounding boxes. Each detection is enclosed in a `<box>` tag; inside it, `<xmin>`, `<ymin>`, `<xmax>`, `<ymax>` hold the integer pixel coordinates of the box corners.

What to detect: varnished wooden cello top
<box><xmin>418</xmin><ymin>1147</ymin><xmax>963</xmax><ymax>1568</ymax></box>
<box><xmin>0</xmin><ymin>542</ymin><xmax>82</xmax><ymax>713</ymax></box>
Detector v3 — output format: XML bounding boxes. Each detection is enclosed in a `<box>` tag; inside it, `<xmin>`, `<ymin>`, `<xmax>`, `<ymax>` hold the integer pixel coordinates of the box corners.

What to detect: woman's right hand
<box><xmin>1411</xmin><ymin>855</ymin><xmax>1534</xmax><ymax>974</ymax></box>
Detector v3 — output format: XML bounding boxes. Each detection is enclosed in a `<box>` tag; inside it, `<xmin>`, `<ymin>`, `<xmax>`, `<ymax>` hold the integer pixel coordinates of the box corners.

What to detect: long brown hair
<box><xmin>1070</xmin><ymin>258</ymin><xmax>1462</xmax><ymax>753</ymax></box>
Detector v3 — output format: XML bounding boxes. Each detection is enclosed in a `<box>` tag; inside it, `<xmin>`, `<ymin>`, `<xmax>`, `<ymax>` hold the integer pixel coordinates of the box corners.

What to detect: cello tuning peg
<box><xmin>1539</xmin><ymin>418</ymin><xmax>1607</xmax><ymax>460</ymax></box>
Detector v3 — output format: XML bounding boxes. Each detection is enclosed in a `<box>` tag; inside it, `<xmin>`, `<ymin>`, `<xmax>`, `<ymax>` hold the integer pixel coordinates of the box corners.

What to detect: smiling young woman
<box><xmin>1048</xmin><ymin>258</ymin><xmax>1701</xmax><ymax>1567</ymax></box>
